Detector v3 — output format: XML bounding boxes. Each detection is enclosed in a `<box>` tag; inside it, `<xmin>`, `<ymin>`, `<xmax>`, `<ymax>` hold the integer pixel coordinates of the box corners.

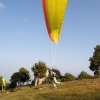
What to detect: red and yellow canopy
<box><xmin>42</xmin><ymin>0</ymin><xmax>68</xmax><ymax>43</ymax></box>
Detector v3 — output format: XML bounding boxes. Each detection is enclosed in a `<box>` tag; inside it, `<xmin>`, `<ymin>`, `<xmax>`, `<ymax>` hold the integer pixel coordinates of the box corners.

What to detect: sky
<box><xmin>0</xmin><ymin>0</ymin><xmax>100</xmax><ymax>82</ymax></box>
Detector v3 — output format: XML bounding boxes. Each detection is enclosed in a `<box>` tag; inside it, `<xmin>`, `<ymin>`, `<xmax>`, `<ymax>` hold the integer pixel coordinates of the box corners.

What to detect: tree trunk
<box><xmin>18</xmin><ymin>81</ymin><xmax>21</xmax><ymax>90</ymax></box>
<box><xmin>34</xmin><ymin>76</ymin><xmax>39</xmax><ymax>86</ymax></box>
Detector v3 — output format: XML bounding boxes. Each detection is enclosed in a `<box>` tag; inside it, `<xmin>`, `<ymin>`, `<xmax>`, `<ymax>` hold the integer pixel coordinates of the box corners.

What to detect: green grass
<box><xmin>1</xmin><ymin>78</ymin><xmax>100</xmax><ymax>100</ymax></box>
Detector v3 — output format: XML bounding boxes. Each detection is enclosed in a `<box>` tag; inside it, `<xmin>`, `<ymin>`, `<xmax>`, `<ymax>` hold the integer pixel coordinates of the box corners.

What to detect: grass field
<box><xmin>1</xmin><ymin>78</ymin><xmax>100</xmax><ymax>100</ymax></box>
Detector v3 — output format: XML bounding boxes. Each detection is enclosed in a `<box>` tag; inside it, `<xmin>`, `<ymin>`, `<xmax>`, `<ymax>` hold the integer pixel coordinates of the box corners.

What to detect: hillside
<box><xmin>0</xmin><ymin>78</ymin><xmax>100</xmax><ymax>100</ymax></box>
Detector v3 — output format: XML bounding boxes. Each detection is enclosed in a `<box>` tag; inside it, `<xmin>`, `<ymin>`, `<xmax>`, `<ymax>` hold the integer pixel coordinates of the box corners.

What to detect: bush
<box><xmin>64</xmin><ymin>73</ymin><xmax>75</xmax><ymax>81</ymax></box>
<box><xmin>44</xmin><ymin>77</ymin><xmax>52</xmax><ymax>84</ymax></box>
<box><xmin>5</xmin><ymin>83</ymin><xmax>10</xmax><ymax>90</ymax></box>
<box><xmin>9</xmin><ymin>82</ymin><xmax>17</xmax><ymax>88</ymax></box>
<box><xmin>61</xmin><ymin>78</ymin><xmax>67</xmax><ymax>82</ymax></box>
<box><xmin>78</xmin><ymin>71</ymin><xmax>89</xmax><ymax>79</ymax></box>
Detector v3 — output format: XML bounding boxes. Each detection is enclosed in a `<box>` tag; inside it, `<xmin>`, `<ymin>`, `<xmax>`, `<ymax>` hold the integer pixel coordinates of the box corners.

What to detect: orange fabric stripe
<box><xmin>42</xmin><ymin>0</ymin><xmax>54</xmax><ymax>42</ymax></box>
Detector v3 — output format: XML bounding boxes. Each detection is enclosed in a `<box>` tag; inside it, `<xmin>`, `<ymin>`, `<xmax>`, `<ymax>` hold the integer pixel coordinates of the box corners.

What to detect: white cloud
<box><xmin>0</xmin><ymin>2</ymin><xmax>6</xmax><ymax>9</ymax></box>
<box><xmin>24</xmin><ymin>18</ymin><xmax>28</xmax><ymax>22</ymax></box>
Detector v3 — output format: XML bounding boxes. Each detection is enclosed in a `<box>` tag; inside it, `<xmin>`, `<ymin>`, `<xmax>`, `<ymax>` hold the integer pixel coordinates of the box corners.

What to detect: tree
<box><xmin>52</xmin><ymin>68</ymin><xmax>61</xmax><ymax>77</ymax></box>
<box><xmin>10</xmin><ymin>67</ymin><xmax>31</xmax><ymax>87</ymax></box>
<box><xmin>89</xmin><ymin>45</ymin><xmax>100</xmax><ymax>73</ymax></box>
<box><xmin>10</xmin><ymin>72</ymin><xmax>21</xmax><ymax>88</ymax></box>
<box><xmin>0</xmin><ymin>76</ymin><xmax>2</xmax><ymax>89</ymax></box>
<box><xmin>31</xmin><ymin>61</ymin><xmax>47</xmax><ymax>86</ymax></box>
<box><xmin>31</xmin><ymin>61</ymin><xmax>47</xmax><ymax>78</ymax></box>
<box><xmin>19</xmin><ymin>67</ymin><xmax>30</xmax><ymax>85</ymax></box>
<box><xmin>10</xmin><ymin>72</ymin><xmax>21</xmax><ymax>83</ymax></box>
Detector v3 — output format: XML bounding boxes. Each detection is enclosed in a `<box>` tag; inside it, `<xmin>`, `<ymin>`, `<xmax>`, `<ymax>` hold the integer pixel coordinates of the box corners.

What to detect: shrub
<box><xmin>61</xmin><ymin>78</ymin><xmax>67</xmax><ymax>82</ymax></box>
<box><xmin>44</xmin><ymin>77</ymin><xmax>52</xmax><ymax>84</ymax></box>
<box><xmin>9</xmin><ymin>82</ymin><xmax>17</xmax><ymax>88</ymax></box>
<box><xmin>5</xmin><ymin>83</ymin><xmax>10</xmax><ymax>90</ymax></box>
<box><xmin>64</xmin><ymin>73</ymin><xmax>75</xmax><ymax>81</ymax></box>
<box><xmin>78</xmin><ymin>71</ymin><xmax>89</xmax><ymax>79</ymax></box>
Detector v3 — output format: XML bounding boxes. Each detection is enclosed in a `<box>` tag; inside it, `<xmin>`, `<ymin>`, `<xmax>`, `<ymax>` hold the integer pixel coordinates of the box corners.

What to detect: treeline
<box><xmin>0</xmin><ymin>61</ymin><xmax>99</xmax><ymax>90</ymax></box>
<box><xmin>0</xmin><ymin>61</ymin><xmax>48</xmax><ymax>90</ymax></box>
<box><xmin>0</xmin><ymin>45</ymin><xmax>100</xmax><ymax>90</ymax></box>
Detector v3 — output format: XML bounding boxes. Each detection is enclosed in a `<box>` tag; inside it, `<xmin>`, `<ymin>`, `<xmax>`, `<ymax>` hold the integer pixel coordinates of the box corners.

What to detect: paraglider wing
<box><xmin>42</xmin><ymin>0</ymin><xmax>68</xmax><ymax>43</ymax></box>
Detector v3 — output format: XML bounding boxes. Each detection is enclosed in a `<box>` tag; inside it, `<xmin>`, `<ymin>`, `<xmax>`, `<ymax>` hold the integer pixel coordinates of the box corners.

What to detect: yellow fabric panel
<box><xmin>46</xmin><ymin>0</ymin><xmax>68</xmax><ymax>43</ymax></box>
<box><xmin>2</xmin><ymin>78</ymin><xmax>6</xmax><ymax>87</ymax></box>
